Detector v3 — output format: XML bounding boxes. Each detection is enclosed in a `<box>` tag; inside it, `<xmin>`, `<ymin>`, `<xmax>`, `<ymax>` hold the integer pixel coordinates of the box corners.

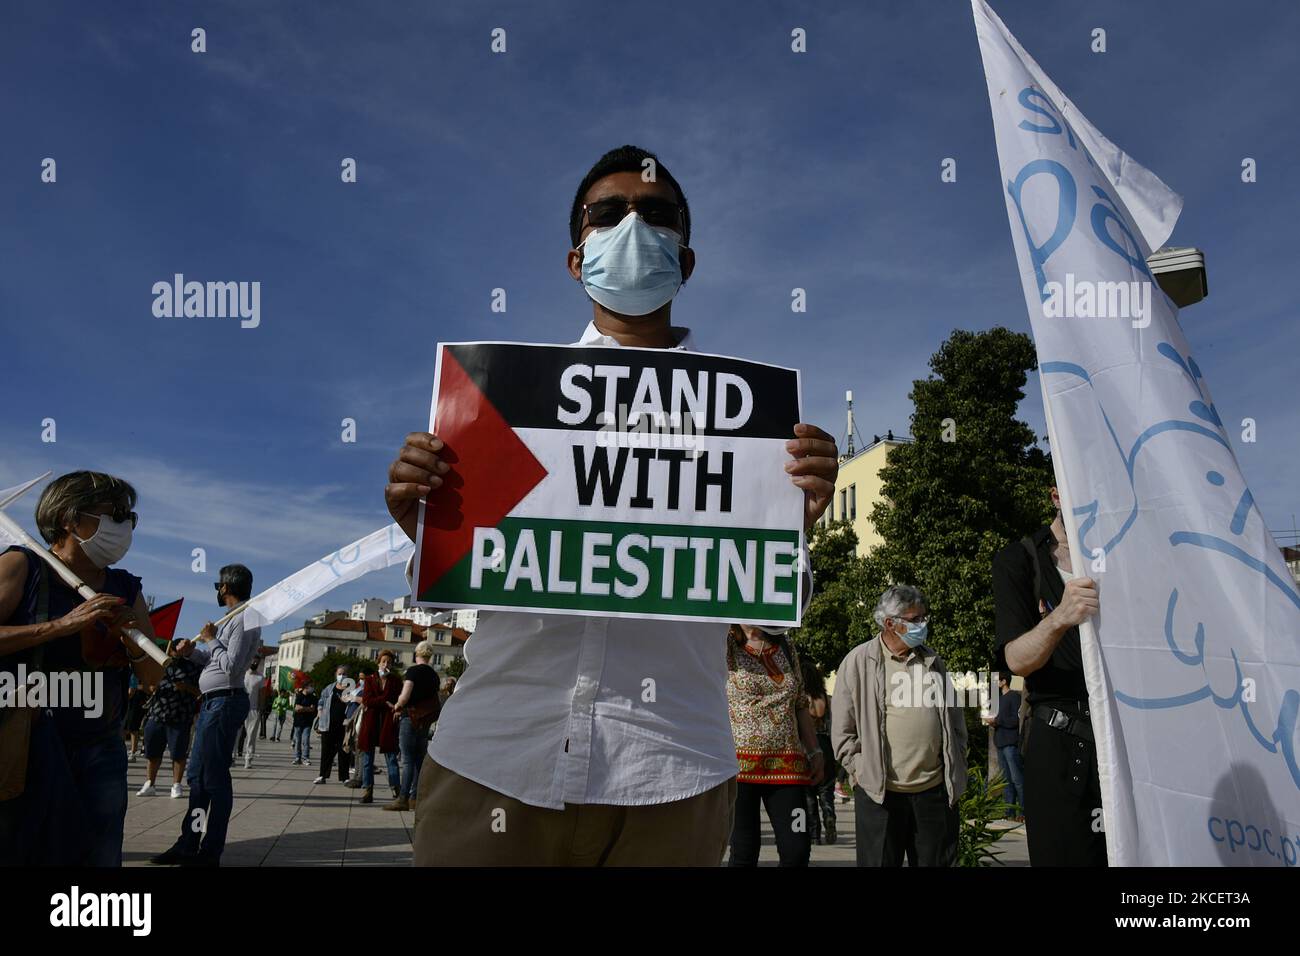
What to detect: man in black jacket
<box><xmin>991</xmin><ymin>487</ymin><xmax>1105</xmax><ymax>866</ymax></box>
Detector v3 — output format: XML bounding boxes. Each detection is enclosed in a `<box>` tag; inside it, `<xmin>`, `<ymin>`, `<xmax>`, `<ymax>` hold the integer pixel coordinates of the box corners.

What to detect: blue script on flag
<box><xmin>974</xmin><ymin>0</ymin><xmax>1300</xmax><ymax>866</ymax></box>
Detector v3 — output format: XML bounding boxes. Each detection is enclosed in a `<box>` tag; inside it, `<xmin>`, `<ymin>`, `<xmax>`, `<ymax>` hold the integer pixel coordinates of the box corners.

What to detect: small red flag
<box><xmin>148</xmin><ymin>598</ymin><xmax>184</xmax><ymax>640</ymax></box>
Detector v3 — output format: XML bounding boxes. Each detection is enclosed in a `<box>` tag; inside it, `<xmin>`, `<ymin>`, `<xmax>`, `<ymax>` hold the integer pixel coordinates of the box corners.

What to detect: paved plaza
<box><xmin>122</xmin><ymin>733</ymin><xmax>1029</xmax><ymax>867</ymax></box>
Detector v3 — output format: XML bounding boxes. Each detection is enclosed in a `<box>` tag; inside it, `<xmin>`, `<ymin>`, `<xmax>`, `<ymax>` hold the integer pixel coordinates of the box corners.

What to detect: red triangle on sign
<box><xmin>416</xmin><ymin>347</ymin><xmax>549</xmax><ymax>596</ymax></box>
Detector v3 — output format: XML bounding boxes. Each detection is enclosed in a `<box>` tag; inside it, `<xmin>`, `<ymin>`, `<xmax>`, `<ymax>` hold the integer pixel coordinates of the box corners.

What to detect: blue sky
<box><xmin>2</xmin><ymin>0</ymin><xmax>1297</xmax><ymax>642</ymax></box>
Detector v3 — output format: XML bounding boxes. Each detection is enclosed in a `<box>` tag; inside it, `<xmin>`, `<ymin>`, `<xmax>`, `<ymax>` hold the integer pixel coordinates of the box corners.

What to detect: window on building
<box><xmin>433</xmin><ymin>654</ymin><xmax>444</xmax><ymax>666</ymax></box>
<box><xmin>840</xmin><ymin>488</ymin><xmax>848</xmax><ymax>521</ymax></box>
<box><xmin>370</xmin><ymin>649</ymin><xmax>379</xmax><ymax>660</ymax></box>
<box><xmin>827</xmin><ymin>496</ymin><xmax>834</xmax><ymax>521</ymax></box>
<box><xmin>326</xmin><ymin>646</ymin><xmax>337</xmax><ymax>656</ymax></box>
<box><xmin>850</xmin><ymin>484</ymin><xmax>857</xmax><ymax>520</ymax></box>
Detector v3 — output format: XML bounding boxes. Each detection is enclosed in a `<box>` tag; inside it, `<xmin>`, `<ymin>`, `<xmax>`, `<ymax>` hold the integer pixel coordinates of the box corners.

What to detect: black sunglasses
<box><xmin>79</xmin><ymin>509</ymin><xmax>138</xmax><ymax>530</ymax></box>
<box><xmin>582</xmin><ymin>196</ymin><xmax>684</xmax><ymax>233</ymax></box>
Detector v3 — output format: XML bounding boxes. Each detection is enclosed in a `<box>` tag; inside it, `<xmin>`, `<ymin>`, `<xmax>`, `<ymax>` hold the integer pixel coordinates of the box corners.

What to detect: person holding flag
<box><xmin>385</xmin><ymin>145</ymin><xmax>839</xmax><ymax>866</ymax></box>
<box><xmin>0</xmin><ymin>470</ymin><xmax>157</xmax><ymax>866</ymax></box>
<box><xmin>150</xmin><ymin>564</ymin><xmax>261</xmax><ymax>867</ymax></box>
<box><xmin>993</xmin><ymin>487</ymin><xmax>1104</xmax><ymax>865</ymax></box>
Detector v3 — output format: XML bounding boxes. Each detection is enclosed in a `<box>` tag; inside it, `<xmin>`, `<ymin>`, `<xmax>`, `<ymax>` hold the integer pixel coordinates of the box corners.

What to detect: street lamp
<box><xmin>1147</xmin><ymin>246</ymin><xmax>1208</xmax><ymax>308</ymax></box>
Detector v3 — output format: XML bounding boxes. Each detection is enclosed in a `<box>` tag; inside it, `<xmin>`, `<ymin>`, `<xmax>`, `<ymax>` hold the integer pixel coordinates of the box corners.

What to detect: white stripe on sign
<box><xmin>511</xmin><ymin>428</ymin><xmax>802</xmax><ymax>531</ymax></box>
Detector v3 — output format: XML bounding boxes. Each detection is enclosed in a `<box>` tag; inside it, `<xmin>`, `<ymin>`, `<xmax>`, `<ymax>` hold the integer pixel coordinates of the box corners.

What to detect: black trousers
<box><xmin>318</xmin><ymin>729</ymin><xmax>350</xmax><ymax>782</ymax></box>
<box><xmin>728</xmin><ymin>782</ymin><xmax>811</xmax><ymax>867</ymax></box>
<box><xmin>853</xmin><ymin>782</ymin><xmax>957</xmax><ymax>867</ymax></box>
<box><xmin>1023</xmin><ymin>715</ymin><xmax>1108</xmax><ymax>866</ymax></box>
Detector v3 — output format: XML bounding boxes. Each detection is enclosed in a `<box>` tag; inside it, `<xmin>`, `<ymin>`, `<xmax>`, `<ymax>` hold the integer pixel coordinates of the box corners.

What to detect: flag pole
<box><xmin>1038</xmin><ymin>376</ymin><xmax>1129</xmax><ymax>865</ymax></box>
<box><xmin>0</xmin><ymin>510</ymin><xmax>168</xmax><ymax>667</ymax></box>
<box><xmin>165</xmin><ymin>602</ymin><xmax>247</xmax><ymax>658</ymax></box>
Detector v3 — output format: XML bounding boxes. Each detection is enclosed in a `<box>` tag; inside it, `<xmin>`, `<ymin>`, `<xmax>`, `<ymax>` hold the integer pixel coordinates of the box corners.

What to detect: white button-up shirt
<box><xmin>419</xmin><ymin>321</ymin><xmax>811</xmax><ymax>809</ymax></box>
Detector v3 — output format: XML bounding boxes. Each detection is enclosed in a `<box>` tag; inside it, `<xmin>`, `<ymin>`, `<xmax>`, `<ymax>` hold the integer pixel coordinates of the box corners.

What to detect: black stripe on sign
<box><xmin>444</xmin><ymin>343</ymin><xmax>799</xmax><ymax>440</ymax></box>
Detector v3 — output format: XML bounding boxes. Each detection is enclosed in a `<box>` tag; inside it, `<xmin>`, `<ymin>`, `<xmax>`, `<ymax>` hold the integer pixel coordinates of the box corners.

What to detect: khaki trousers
<box><xmin>412</xmin><ymin>756</ymin><xmax>736</xmax><ymax>866</ymax></box>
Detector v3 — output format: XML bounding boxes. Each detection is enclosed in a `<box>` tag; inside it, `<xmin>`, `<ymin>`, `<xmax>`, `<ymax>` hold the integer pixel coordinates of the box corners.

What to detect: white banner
<box><xmin>0</xmin><ymin>472</ymin><xmax>50</xmax><ymax>512</ymax></box>
<box><xmin>974</xmin><ymin>0</ymin><xmax>1300</xmax><ymax>866</ymax></box>
<box><xmin>242</xmin><ymin>522</ymin><xmax>414</xmax><ymax>630</ymax></box>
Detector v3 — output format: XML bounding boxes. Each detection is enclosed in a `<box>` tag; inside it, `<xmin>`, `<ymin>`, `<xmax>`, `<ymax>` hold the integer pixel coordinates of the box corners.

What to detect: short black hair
<box><xmin>218</xmin><ymin>563</ymin><xmax>254</xmax><ymax>601</ymax></box>
<box><xmin>569</xmin><ymin>144</ymin><xmax>690</xmax><ymax>248</ymax></box>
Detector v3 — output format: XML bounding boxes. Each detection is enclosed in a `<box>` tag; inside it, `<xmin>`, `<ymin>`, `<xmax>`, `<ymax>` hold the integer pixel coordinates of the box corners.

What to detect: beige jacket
<box><xmin>831</xmin><ymin>635</ymin><xmax>968</xmax><ymax>807</ymax></box>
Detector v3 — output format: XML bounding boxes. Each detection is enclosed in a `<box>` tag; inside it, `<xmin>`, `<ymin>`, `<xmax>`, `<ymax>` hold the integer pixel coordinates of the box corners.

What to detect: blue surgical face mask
<box><xmin>898</xmin><ymin>619</ymin><xmax>928</xmax><ymax>648</ymax></box>
<box><xmin>579</xmin><ymin>211</ymin><xmax>683</xmax><ymax>316</ymax></box>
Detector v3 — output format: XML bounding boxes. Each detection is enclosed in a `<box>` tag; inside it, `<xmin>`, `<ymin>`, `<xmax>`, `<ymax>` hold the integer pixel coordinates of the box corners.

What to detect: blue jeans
<box><xmin>178</xmin><ymin>691</ymin><xmax>249</xmax><ymax>861</ymax></box>
<box><xmin>361</xmin><ymin>748</ymin><xmax>400</xmax><ymax>790</ymax></box>
<box><xmin>0</xmin><ymin>715</ymin><xmax>128</xmax><ymax>866</ymax></box>
<box><xmin>398</xmin><ymin>715</ymin><xmax>429</xmax><ymax>800</ymax></box>
<box><xmin>292</xmin><ymin>724</ymin><xmax>312</xmax><ymax>761</ymax></box>
<box><xmin>997</xmin><ymin>744</ymin><xmax>1025</xmax><ymax>813</ymax></box>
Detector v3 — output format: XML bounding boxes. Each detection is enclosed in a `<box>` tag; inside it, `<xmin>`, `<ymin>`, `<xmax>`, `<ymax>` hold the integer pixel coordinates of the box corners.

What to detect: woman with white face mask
<box><xmin>0</xmin><ymin>470</ymin><xmax>157</xmax><ymax>866</ymax></box>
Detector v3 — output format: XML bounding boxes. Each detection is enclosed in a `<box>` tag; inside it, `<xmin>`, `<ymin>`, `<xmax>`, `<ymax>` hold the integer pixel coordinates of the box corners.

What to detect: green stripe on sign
<box><xmin>419</xmin><ymin>517</ymin><xmax>801</xmax><ymax>622</ymax></box>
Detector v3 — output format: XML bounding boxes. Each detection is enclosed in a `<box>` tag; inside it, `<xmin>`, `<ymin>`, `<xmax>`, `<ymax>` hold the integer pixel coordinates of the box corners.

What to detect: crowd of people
<box><xmin>288</xmin><ymin>648</ymin><xmax>451</xmax><ymax>811</ymax></box>
<box><xmin>0</xmin><ymin>462</ymin><xmax>1096</xmax><ymax>869</ymax></box>
<box><xmin>0</xmin><ymin>145</ymin><xmax>1108</xmax><ymax>869</ymax></box>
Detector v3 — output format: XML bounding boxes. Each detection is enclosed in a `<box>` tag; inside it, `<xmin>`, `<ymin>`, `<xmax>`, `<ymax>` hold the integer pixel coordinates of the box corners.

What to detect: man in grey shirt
<box><xmin>150</xmin><ymin>564</ymin><xmax>260</xmax><ymax>866</ymax></box>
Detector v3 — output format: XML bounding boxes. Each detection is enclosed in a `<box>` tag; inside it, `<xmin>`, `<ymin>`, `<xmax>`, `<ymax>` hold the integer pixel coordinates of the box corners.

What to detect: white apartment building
<box><xmin>351</xmin><ymin>597</ymin><xmax>394</xmax><ymax>621</ymax></box>
<box><xmin>273</xmin><ymin>616</ymin><xmax>467</xmax><ymax>683</ymax></box>
<box><xmin>381</xmin><ymin>595</ymin><xmax>447</xmax><ymax>628</ymax></box>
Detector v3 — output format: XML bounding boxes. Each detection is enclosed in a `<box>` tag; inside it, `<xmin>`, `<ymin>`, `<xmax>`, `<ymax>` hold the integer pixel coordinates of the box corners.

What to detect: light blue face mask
<box><xmin>579</xmin><ymin>211</ymin><xmax>683</xmax><ymax>316</ymax></box>
<box><xmin>898</xmin><ymin>619</ymin><xmax>928</xmax><ymax>648</ymax></box>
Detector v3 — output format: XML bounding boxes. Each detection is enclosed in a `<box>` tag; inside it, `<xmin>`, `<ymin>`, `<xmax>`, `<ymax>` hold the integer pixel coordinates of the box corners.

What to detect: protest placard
<box><xmin>412</xmin><ymin>342</ymin><xmax>805</xmax><ymax>626</ymax></box>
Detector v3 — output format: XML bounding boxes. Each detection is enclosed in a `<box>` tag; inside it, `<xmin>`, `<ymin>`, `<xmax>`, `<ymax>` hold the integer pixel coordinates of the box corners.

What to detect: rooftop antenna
<box><xmin>845</xmin><ymin>390</ymin><xmax>855</xmax><ymax>457</ymax></box>
<box><xmin>842</xmin><ymin>389</ymin><xmax>868</xmax><ymax>460</ymax></box>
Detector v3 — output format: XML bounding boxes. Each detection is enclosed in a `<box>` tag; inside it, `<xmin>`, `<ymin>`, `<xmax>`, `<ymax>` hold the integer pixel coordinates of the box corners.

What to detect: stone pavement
<box><xmin>122</xmin><ymin>733</ymin><xmax>1029</xmax><ymax>866</ymax></box>
<box><xmin>123</xmin><ymin>731</ymin><xmax>415</xmax><ymax>866</ymax></box>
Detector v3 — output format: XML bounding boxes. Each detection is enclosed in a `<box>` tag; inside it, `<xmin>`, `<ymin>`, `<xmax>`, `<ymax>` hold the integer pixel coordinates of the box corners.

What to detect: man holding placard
<box><xmin>385</xmin><ymin>145</ymin><xmax>838</xmax><ymax>866</ymax></box>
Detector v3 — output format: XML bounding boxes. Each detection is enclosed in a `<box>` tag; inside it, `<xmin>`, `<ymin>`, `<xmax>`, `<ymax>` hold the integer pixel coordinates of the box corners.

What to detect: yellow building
<box><xmin>818</xmin><ymin>433</ymin><xmax>906</xmax><ymax>555</ymax></box>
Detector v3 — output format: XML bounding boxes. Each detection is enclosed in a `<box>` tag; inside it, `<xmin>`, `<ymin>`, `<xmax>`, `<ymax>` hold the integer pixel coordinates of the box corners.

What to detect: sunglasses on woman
<box><xmin>79</xmin><ymin>508</ymin><xmax>138</xmax><ymax>529</ymax></box>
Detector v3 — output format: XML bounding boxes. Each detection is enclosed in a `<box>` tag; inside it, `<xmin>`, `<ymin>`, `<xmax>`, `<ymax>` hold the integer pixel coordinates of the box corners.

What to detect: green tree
<box><xmin>307</xmin><ymin>651</ymin><xmax>395</xmax><ymax>694</ymax></box>
<box><xmin>860</xmin><ymin>327</ymin><xmax>1054</xmax><ymax>674</ymax></box>
<box><xmin>444</xmin><ymin>655</ymin><xmax>466</xmax><ymax>680</ymax></box>
<box><xmin>793</xmin><ymin>520</ymin><xmax>865</xmax><ymax>674</ymax></box>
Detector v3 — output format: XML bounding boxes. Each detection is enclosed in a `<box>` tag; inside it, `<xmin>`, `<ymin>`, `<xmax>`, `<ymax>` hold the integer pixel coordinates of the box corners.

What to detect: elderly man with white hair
<box><xmin>831</xmin><ymin>584</ymin><xmax>967</xmax><ymax>866</ymax></box>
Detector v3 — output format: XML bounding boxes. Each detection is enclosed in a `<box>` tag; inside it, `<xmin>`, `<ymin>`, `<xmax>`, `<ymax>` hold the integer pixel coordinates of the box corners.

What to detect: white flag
<box><xmin>242</xmin><ymin>522</ymin><xmax>415</xmax><ymax>630</ymax></box>
<box><xmin>974</xmin><ymin>0</ymin><xmax>1300</xmax><ymax>866</ymax></box>
<box><xmin>0</xmin><ymin>472</ymin><xmax>50</xmax><ymax>513</ymax></box>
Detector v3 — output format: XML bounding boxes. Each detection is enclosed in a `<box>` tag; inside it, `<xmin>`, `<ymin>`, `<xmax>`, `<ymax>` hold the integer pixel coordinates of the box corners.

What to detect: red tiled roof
<box><xmin>304</xmin><ymin>618</ymin><xmax>466</xmax><ymax>644</ymax></box>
